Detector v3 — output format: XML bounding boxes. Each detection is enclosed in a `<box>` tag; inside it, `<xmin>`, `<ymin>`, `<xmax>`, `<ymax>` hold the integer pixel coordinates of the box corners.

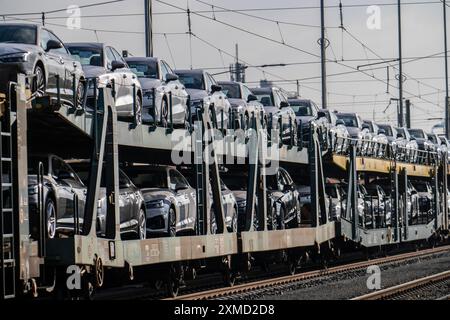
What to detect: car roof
<box><xmin>125</xmin><ymin>57</ymin><xmax>158</xmax><ymax>63</ymax></box>
<box><xmin>0</xmin><ymin>23</ymin><xmax>39</xmax><ymax>29</ymax></box>
<box><xmin>66</xmin><ymin>42</ymin><xmax>104</xmax><ymax>49</ymax></box>
<box><xmin>174</xmin><ymin>69</ymin><xmax>204</xmax><ymax>75</ymax></box>
<box><xmin>250</xmin><ymin>87</ymin><xmax>272</xmax><ymax>94</ymax></box>
<box><xmin>218</xmin><ymin>80</ymin><xmax>241</xmax><ymax>85</ymax></box>
<box><xmin>337</xmin><ymin>112</ymin><xmax>357</xmax><ymax>117</ymax></box>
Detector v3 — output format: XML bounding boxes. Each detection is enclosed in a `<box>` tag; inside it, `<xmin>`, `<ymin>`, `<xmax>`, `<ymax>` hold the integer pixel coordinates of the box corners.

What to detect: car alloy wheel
<box><xmin>138</xmin><ymin>208</ymin><xmax>146</xmax><ymax>240</ymax></box>
<box><xmin>168</xmin><ymin>207</ymin><xmax>176</xmax><ymax>237</ymax></box>
<box><xmin>76</xmin><ymin>80</ymin><xmax>85</xmax><ymax>108</ymax></box>
<box><xmin>210</xmin><ymin>207</ymin><xmax>217</xmax><ymax>234</ymax></box>
<box><xmin>33</xmin><ymin>65</ymin><xmax>45</xmax><ymax>96</ymax></box>
<box><xmin>46</xmin><ymin>198</ymin><xmax>56</xmax><ymax>239</ymax></box>
<box><xmin>135</xmin><ymin>96</ymin><xmax>142</xmax><ymax>124</ymax></box>
<box><xmin>161</xmin><ymin>99</ymin><xmax>169</xmax><ymax>127</ymax></box>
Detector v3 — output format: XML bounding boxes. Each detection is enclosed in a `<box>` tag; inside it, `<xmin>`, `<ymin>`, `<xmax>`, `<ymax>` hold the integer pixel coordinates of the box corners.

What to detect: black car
<box><xmin>218</xmin><ymin>80</ymin><xmax>264</xmax><ymax>129</ymax></box>
<box><xmin>68</xmin><ymin>161</ymin><xmax>147</xmax><ymax>240</ymax></box>
<box><xmin>125</xmin><ymin>57</ymin><xmax>188</xmax><ymax>126</ymax></box>
<box><xmin>0</xmin><ymin>23</ymin><xmax>85</xmax><ymax>105</ymax></box>
<box><xmin>250</xmin><ymin>87</ymin><xmax>298</xmax><ymax>144</ymax></box>
<box><xmin>266</xmin><ymin>167</ymin><xmax>300</xmax><ymax>230</ymax></box>
<box><xmin>174</xmin><ymin>69</ymin><xmax>230</xmax><ymax>129</ymax></box>
<box><xmin>288</xmin><ymin>98</ymin><xmax>319</xmax><ymax>143</ymax></box>
<box><xmin>28</xmin><ymin>155</ymin><xmax>86</xmax><ymax>239</ymax></box>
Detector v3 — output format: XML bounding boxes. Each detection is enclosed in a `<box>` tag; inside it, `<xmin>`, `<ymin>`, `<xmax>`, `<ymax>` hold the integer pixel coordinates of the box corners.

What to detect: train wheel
<box><xmin>222</xmin><ymin>255</ymin><xmax>236</xmax><ymax>287</ymax></box>
<box><xmin>166</xmin><ymin>263</ymin><xmax>182</xmax><ymax>298</ymax></box>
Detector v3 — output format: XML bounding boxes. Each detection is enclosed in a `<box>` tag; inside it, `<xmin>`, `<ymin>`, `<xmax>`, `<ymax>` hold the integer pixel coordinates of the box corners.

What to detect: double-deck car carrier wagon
<box><xmin>0</xmin><ymin>73</ymin><xmax>448</xmax><ymax>299</ymax></box>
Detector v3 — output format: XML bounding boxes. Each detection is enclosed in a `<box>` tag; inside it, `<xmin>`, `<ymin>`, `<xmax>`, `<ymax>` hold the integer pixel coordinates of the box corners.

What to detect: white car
<box><xmin>67</xmin><ymin>43</ymin><xmax>143</xmax><ymax>123</ymax></box>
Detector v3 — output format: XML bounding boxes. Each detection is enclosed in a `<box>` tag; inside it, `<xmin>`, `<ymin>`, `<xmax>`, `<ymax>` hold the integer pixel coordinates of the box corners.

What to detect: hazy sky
<box><xmin>2</xmin><ymin>0</ymin><xmax>449</xmax><ymax>131</ymax></box>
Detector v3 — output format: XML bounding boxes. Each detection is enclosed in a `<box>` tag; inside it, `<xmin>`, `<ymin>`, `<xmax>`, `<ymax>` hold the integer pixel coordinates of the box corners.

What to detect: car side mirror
<box><xmin>111</xmin><ymin>60</ymin><xmax>126</xmax><ymax>71</ymax></box>
<box><xmin>247</xmin><ymin>94</ymin><xmax>258</xmax><ymax>103</ymax></box>
<box><xmin>46</xmin><ymin>39</ymin><xmax>63</xmax><ymax>52</ymax></box>
<box><xmin>211</xmin><ymin>84</ymin><xmax>222</xmax><ymax>93</ymax></box>
<box><xmin>280</xmin><ymin>101</ymin><xmax>290</xmax><ymax>108</ymax></box>
<box><xmin>165</xmin><ymin>73</ymin><xmax>179</xmax><ymax>83</ymax></box>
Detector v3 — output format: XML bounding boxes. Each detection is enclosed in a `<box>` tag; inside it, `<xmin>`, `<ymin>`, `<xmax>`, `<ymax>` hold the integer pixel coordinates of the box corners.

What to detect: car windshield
<box><xmin>379</xmin><ymin>125</ymin><xmax>392</xmax><ymax>136</ymax></box>
<box><xmin>289</xmin><ymin>101</ymin><xmax>313</xmax><ymax>117</ymax></box>
<box><xmin>125</xmin><ymin>170</ymin><xmax>168</xmax><ymax>189</ymax></box>
<box><xmin>177</xmin><ymin>73</ymin><xmax>204</xmax><ymax>90</ymax></box>
<box><xmin>365</xmin><ymin>185</ymin><xmax>379</xmax><ymax>197</ymax></box>
<box><xmin>67</xmin><ymin>46</ymin><xmax>103</xmax><ymax>66</ymax></box>
<box><xmin>221</xmin><ymin>83</ymin><xmax>241</xmax><ymax>99</ymax></box>
<box><xmin>409</xmin><ymin>129</ymin><xmax>424</xmax><ymax>139</ymax></box>
<box><xmin>255</xmin><ymin>93</ymin><xmax>273</xmax><ymax>106</ymax></box>
<box><xmin>413</xmin><ymin>182</ymin><xmax>429</xmax><ymax>192</ymax></box>
<box><xmin>0</xmin><ymin>25</ymin><xmax>37</xmax><ymax>45</ymax></box>
<box><xmin>127</xmin><ymin>61</ymin><xmax>158</xmax><ymax>78</ymax></box>
<box><xmin>222</xmin><ymin>175</ymin><xmax>248</xmax><ymax>191</ymax></box>
<box><xmin>336</xmin><ymin>114</ymin><xmax>358</xmax><ymax>127</ymax></box>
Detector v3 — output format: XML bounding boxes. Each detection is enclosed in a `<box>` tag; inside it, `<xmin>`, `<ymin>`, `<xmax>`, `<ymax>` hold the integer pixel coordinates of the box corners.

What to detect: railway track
<box><xmin>353</xmin><ymin>270</ymin><xmax>450</xmax><ymax>300</ymax></box>
<box><xmin>166</xmin><ymin>245</ymin><xmax>450</xmax><ymax>300</ymax></box>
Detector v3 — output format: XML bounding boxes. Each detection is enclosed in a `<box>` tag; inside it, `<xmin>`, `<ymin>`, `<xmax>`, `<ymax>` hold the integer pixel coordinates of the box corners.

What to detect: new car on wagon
<box><xmin>0</xmin><ymin>23</ymin><xmax>85</xmax><ymax>106</ymax></box>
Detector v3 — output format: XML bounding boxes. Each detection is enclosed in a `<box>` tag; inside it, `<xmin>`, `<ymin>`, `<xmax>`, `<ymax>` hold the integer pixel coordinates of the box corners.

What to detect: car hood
<box><xmin>138</xmin><ymin>77</ymin><xmax>161</xmax><ymax>90</ymax></box>
<box><xmin>140</xmin><ymin>188</ymin><xmax>174</xmax><ymax>202</ymax></box>
<box><xmin>186</xmin><ymin>89</ymin><xmax>207</xmax><ymax>101</ymax></box>
<box><xmin>346</xmin><ymin>127</ymin><xmax>361</xmax><ymax>138</ymax></box>
<box><xmin>82</xmin><ymin>65</ymin><xmax>108</xmax><ymax>78</ymax></box>
<box><xmin>232</xmin><ymin>190</ymin><xmax>247</xmax><ymax>202</ymax></box>
<box><xmin>228</xmin><ymin>98</ymin><xmax>246</xmax><ymax>108</ymax></box>
<box><xmin>0</xmin><ymin>43</ymin><xmax>38</xmax><ymax>56</ymax></box>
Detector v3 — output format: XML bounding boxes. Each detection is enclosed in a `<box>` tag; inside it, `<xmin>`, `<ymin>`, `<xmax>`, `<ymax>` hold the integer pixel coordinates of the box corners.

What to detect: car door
<box><xmin>48</xmin><ymin>30</ymin><xmax>75</xmax><ymax>100</ymax></box>
<box><xmin>105</xmin><ymin>47</ymin><xmax>127</xmax><ymax>115</ymax></box>
<box><xmin>118</xmin><ymin>170</ymin><xmax>132</xmax><ymax>228</ymax></box>
<box><xmin>62</xmin><ymin>162</ymin><xmax>86</xmax><ymax>229</ymax></box>
<box><xmin>169</xmin><ymin>169</ymin><xmax>191</xmax><ymax>230</ymax></box>
<box><xmin>50</xmin><ymin>156</ymin><xmax>74</xmax><ymax>222</ymax></box>
<box><xmin>111</xmin><ymin>47</ymin><xmax>135</xmax><ymax>110</ymax></box>
<box><xmin>280</xmin><ymin>168</ymin><xmax>296</xmax><ymax>218</ymax></box>
<box><xmin>162</xmin><ymin>60</ymin><xmax>187</xmax><ymax>123</ymax></box>
<box><xmin>39</xmin><ymin>29</ymin><xmax>64</xmax><ymax>97</ymax></box>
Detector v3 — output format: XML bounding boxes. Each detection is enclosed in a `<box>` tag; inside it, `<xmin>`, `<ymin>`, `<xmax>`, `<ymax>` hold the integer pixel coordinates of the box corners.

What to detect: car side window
<box><xmin>242</xmin><ymin>85</ymin><xmax>253</xmax><ymax>101</ymax></box>
<box><xmin>160</xmin><ymin>61</ymin><xmax>170</xmax><ymax>81</ymax></box>
<box><xmin>105</xmin><ymin>47</ymin><xmax>116</xmax><ymax>70</ymax></box>
<box><xmin>110</xmin><ymin>47</ymin><xmax>126</xmax><ymax>64</ymax></box>
<box><xmin>204</xmin><ymin>73</ymin><xmax>213</xmax><ymax>92</ymax></box>
<box><xmin>39</xmin><ymin>29</ymin><xmax>52</xmax><ymax>51</ymax></box>
<box><xmin>47</xmin><ymin>30</ymin><xmax>69</xmax><ymax>55</ymax></box>
<box><xmin>161</xmin><ymin>61</ymin><xmax>174</xmax><ymax>77</ymax></box>
<box><xmin>273</xmin><ymin>90</ymin><xmax>281</xmax><ymax>108</ymax></box>
<box><xmin>169</xmin><ymin>170</ymin><xmax>187</xmax><ymax>190</ymax></box>
<box><xmin>119</xmin><ymin>170</ymin><xmax>131</xmax><ymax>188</ymax></box>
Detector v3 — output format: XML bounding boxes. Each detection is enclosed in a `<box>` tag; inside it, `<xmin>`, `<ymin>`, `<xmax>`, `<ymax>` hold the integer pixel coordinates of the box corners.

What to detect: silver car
<box><xmin>124</xmin><ymin>166</ymin><xmax>197</xmax><ymax>237</ymax></box>
<box><xmin>126</xmin><ymin>57</ymin><xmax>188</xmax><ymax>127</ymax></box>
<box><xmin>66</xmin><ymin>42</ymin><xmax>143</xmax><ymax>123</ymax></box>
<box><xmin>0</xmin><ymin>23</ymin><xmax>84</xmax><ymax>105</ymax></box>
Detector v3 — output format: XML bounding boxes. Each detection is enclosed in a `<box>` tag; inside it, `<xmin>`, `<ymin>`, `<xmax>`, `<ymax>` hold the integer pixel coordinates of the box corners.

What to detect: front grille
<box><xmin>148</xmin><ymin>216</ymin><xmax>165</xmax><ymax>229</ymax></box>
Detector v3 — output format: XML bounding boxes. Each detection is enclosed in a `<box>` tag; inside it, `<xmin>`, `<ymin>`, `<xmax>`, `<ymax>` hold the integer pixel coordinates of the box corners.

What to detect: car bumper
<box><xmin>145</xmin><ymin>206</ymin><xmax>169</xmax><ymax>235</ymax></box>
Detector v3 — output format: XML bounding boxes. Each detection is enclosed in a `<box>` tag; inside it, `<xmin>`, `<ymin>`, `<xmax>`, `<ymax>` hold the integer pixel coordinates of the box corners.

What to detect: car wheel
<box><xmin>76</xmin><ymin>79</ymin><xmax>85</xmax><ymax>108</ymax></box>
<box><xmin>292</xmin><ymin>121</ymin><xmax>299</xmax><ymax>146</ymax></box>
<box><xmin>135</xmin><ymin>95</ymin><xmax>142</xmax><ymax>124</ymax></box>
<box><xmin>244</xmin><ymin>113</ymin><xmax>250</xmax><ymax>130</ymax></box>
<box><xmin>33</xmin><ymin>65</ymin><xmax>45</xmax><ymax>96</ymax></box>
<box><xmin>161</xmin><ymin>98</ymin><xmax>169</xmax><ymax>127</ymax></box>
<box><xmin>210</xmin><ymin>207</ymin><xmax>217</xmax><ymax>235</ymax></box>
<box><xmin>46</xmin><ymin>198</ymin><xmax>56</xmax><ymax>239</ymax></box>
<box><xmin>137</xmin><ymin>208</ymin><xmax>146</xmax><ymax>240</ymax></box>
<box><xmin>269</xmin><ymin>204</ymin><xmax>278</xmax><ymax>231</ymax></box>
<box><xmin>168</xmin><ymin>207</ymin><xmax>176</xmax><ymax>237</ymax></box>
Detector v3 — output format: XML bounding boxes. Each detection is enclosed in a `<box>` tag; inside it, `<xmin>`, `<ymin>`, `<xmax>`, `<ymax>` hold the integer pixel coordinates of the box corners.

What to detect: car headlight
<box><xmin>0</xmin><ymin>52</ymin><xmax>30</xmax><ymax>63</ymax></box>
<box><xmin>146</xmin><ymin>199</ymin><xmax>165</xmax><ymax>209</ymax></box>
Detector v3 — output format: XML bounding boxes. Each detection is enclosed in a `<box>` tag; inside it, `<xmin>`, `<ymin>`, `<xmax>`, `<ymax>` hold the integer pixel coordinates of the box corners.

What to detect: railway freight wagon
<box><xmin>0</xmin><ymin>74</ymin><xmax>448</xmax><ymax>299</ymax></box>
